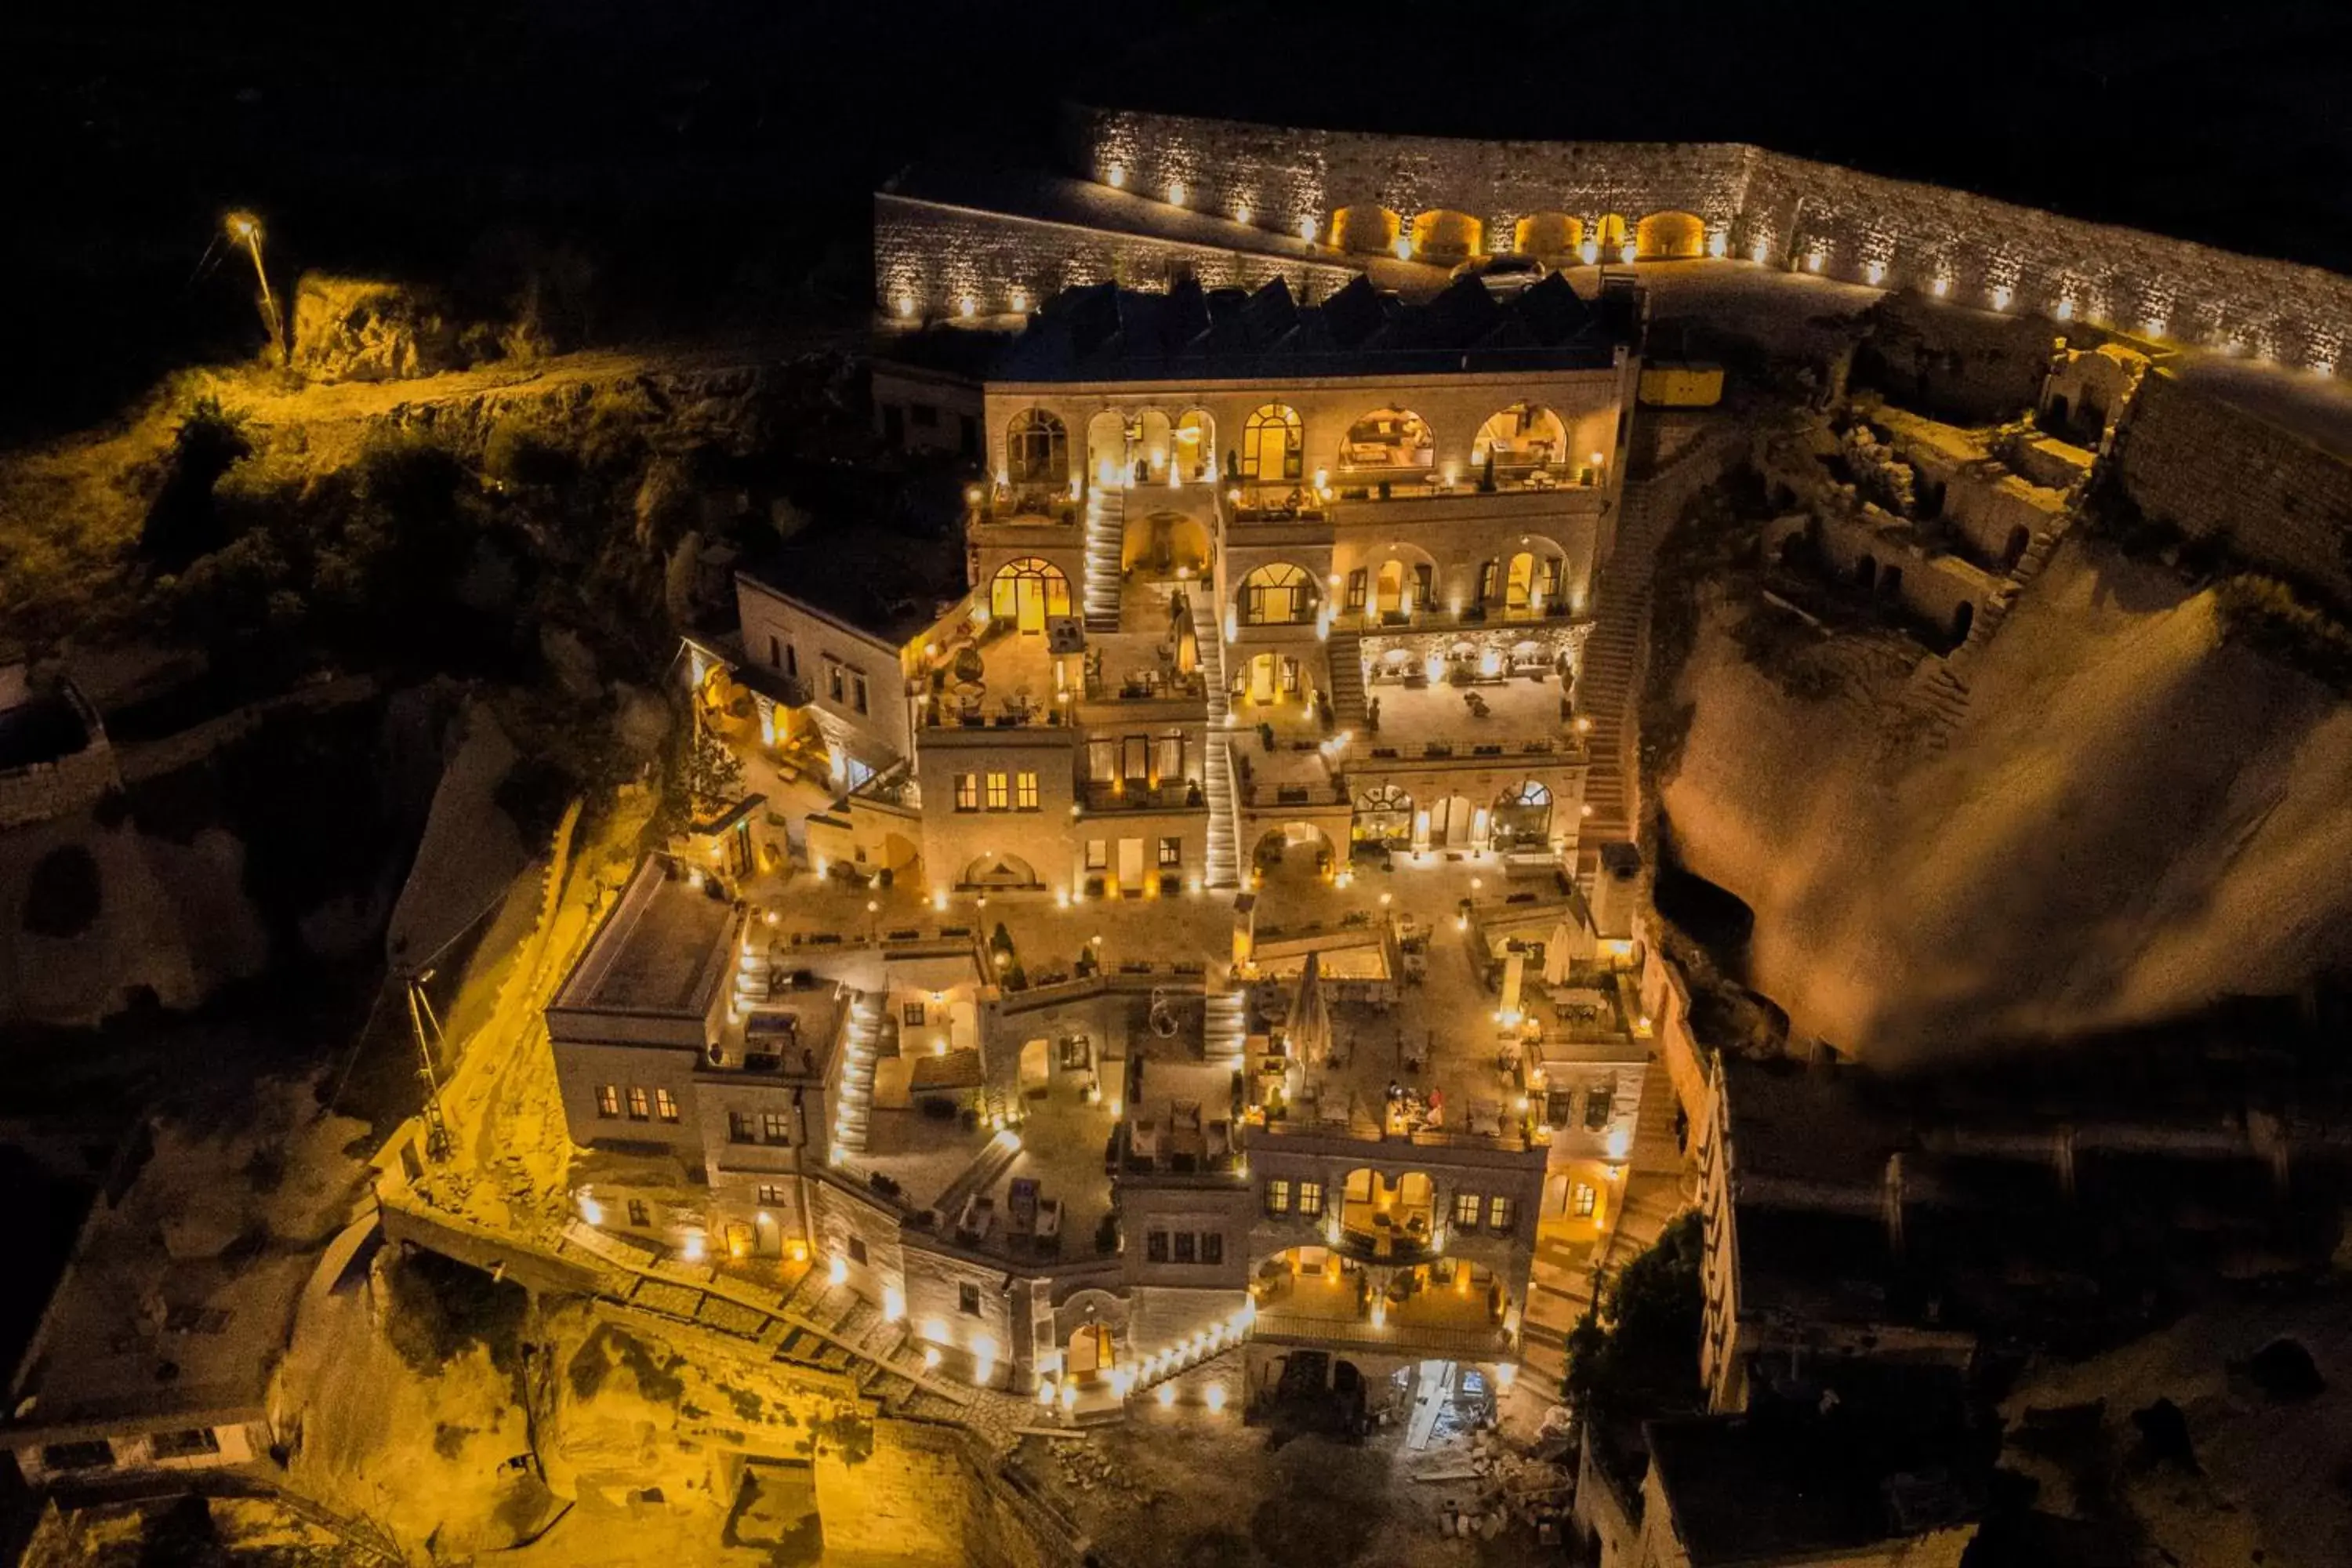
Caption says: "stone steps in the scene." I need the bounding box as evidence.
[830,993,883,1154]
[1324,633,1367,731]
[1204,733,1240,889]
[1083,487,1124,630]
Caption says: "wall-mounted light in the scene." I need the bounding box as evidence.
[1106,165,1127,190]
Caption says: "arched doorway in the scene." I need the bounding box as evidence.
[1491,782,1552,852]
[1241,405,1304,483]
[990,558,1072,633]
[1338,407,1435,474]
[1238,563,1318,626]
[1068,1323,1115,1377]
[963,851,1040,889]
[1124,512,1211,575]
[1087,410,1130,490]
[1006,408,1069,486]
[1854,556,1878,592]
[1428,793,1476,849]
[1473,404,1567,471]
[1595,214,1630,263]
[1356,784,1415,847]
[1332,205,1401,256]
[1410,210,1483,264]
[2002,525,2032,571]
[1242,651,1304,706]
[1950,601,1976,647]
[1174,409,1216,482]
[1137,409,1173,481]
[1250,823,1335,885]
[1635,211,1707,260]
[1514,212,1583,260]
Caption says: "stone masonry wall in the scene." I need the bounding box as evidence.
[2113,369,2352,606]
[814,1418,1086,1568]
[875,194,1358,324]
[1061,107,2352,376]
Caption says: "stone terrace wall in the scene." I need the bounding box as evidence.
[874,193,1359,323]
[1064,105,1755,247]
[1062,107,2352,376]
[2113,369,2352,606]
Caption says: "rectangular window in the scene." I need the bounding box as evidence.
[757,1183,788,1206]
[762,1111,792,1144]
[1488,1196,1516,1232]
[1016,771,1039,810]
[1416,562,1435,608]
[1059,1035,1091,1069]
[848,1236,869,1265]
[1478,560,1500,602]
[729,1111,757,1144]
[655,1088,680,1123]
[627,1086,651,1121]
[959,1281,982,1315]
[1156,733,1185,781]
[1454,1191,1483,1229]
[1543,557,1565,601]
[1121,736,1149,782]
[985,772,1009,811]
[1584,1086,1614,1132]
[1203,1232,1225,1265]
[1345,568,1367,611]
[1265,1178,1292,1215]
[1088,739,1116,782]
[1298,1181,1324,1218]
[902,1000,927,1026]
[1174,1231,1197,1264]
[151,1428,222,1460]
[828,666,845,702]
[596,1084,621,1119]
[1572,1182,1598,1218]
[1158,836,1182,868]
[1085,840,1109,871]
[1146,1229,1170,1264]
[853,675,869,714]
[627,1199,651,1227]
[784,644,798,678]
[768,635,782,668]
[954,774,979,811]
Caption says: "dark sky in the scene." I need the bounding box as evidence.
[6,0,2349,432]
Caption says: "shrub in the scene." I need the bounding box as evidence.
[23,844,102,938]
[2213,574,2352,692]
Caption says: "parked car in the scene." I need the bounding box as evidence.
[1450,255,1548,296]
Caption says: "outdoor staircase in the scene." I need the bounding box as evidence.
[1083,485,1126,631]
[1324,632,1367,731]
[931,1132,1023,1229]
[1202,630,1241,889]
[1202,986,1249,1063]
[829,992,883,1155]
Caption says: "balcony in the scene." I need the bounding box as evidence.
[1251,1258,1513,1359]
[1328,466,1602,514]
[967,483,1079,530]
[1337,601,1583,634]
[1080,778,1204,814]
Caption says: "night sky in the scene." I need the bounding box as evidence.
[8,0,2349,436]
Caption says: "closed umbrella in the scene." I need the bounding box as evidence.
[1171,588,1201,678]
[1542,918,1577,986]
[1288,949,1331,1069]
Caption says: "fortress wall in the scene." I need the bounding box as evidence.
[1062,108,2352,378]
[1065,105,1755,245]
[2113,370,2352,605]
[873,193,1357,322]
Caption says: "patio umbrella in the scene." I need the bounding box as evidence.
[1542,918,1577,986]
[1170,588,1200,678]
[1500,949,1526,1020]
[1288,950,1332,1069]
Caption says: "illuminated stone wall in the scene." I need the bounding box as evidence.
[1059,107,2352,376]
[814,1419,1087,1568]
[2113,369,2352,605]
[874,193,1357,325]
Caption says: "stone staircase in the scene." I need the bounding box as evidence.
[1202,631,1240,889]
[1083,485,1125,630]
[1519,1232,1599,1390]
[1324,632,1367,731]
[1202,985,1249,1063]
[830,992,883,1155]
[931,1131,1023,1227]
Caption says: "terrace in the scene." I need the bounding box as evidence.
[1250,1252,1514,1359]
[920,624,1076,731]
[1357,662,1578,751]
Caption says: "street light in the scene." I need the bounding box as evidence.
[224,210,285,364]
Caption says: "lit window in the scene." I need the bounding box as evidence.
[1265,1178,1292,1215]
[1488,1196,1516,1232]
[1155,733,1185,779]
[1454,1191,1482,1229]
[1571,1182,1597,1218]
[1146,1229,1170,1263]
[828,666,845,702]
[960,1282,982,1316]
[596,1084,620,1118]
[1016,771,1039,810]
[1085,840,1109,871]
[655,1088,679,1123]
[1158,836,1182,867]
[1584,1086,1615,1131]
[729,1111,756,1144]
[627,1087,651,1121]
[902,1000,926,1026]
[1298,1181,1324,1218]
[757,1183,787,1206]
[985,772,1010,811]
[762,1112,792,1143]
[954,775,979,811]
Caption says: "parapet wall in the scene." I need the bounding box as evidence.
[1061,106,2352,375]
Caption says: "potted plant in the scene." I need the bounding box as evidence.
[1258,720,1276,752]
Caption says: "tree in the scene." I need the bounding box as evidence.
[1563,1210,1704,1421]
[679,711,743,818]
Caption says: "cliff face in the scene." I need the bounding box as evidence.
[1661,537,2352,1063]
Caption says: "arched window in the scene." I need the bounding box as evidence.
[1491,781,1553,851]
[1006,409,1069,485]
[1514,212,1583,259]
[989,557,1072,630]
[1239,562,1316,626]
[1635,211,1707,260]
[1473,404,1567,470]
[1338,408,1435,472]
[1355,785,1415,847]
[1242,405,1304,481]
[1174,409,1215,481]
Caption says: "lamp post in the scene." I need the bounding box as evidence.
[225,211,285,363]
